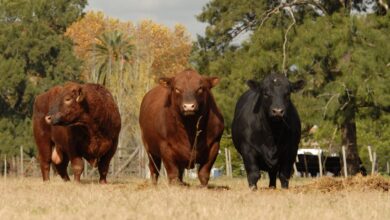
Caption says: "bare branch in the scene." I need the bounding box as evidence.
[378,0,389,11]
[282,6,296,76]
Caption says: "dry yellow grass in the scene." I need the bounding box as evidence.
[1,176,389,220]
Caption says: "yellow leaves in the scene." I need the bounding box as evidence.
[65,11,192,80]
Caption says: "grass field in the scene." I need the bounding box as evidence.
[1,175,389,220]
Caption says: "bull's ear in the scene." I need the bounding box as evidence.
[246,80,261,91]
[76,87,85,103]
[206,76,220,89]
[291,79,305,92]
[159,77,173,88]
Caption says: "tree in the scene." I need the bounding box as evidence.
[0,0,86,156]
[194,0,390,175]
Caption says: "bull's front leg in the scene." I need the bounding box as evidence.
[70,157,84,182]
[197,142,219,187]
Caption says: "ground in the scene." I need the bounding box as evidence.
[0,176,389,219]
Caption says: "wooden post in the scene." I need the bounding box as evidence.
[3,155,7,180]
[342,146,348,178]
[20,146,24,177]
[293,156,299,177]
[386,161,389,174]
[225,148,230,177]
[317,149,323,177]
[367,146,373,162]
[111,155,115,175]
[371,152,376,175]
[228,149,232,178]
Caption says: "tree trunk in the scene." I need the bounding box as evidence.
[341,119,361,175]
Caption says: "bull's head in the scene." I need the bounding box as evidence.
[247,74,305,119]
[45,83,86,126]
[159,69,219,116]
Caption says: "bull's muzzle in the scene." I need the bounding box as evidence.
[45,115,61,125]
[271,108,285,118]
[182,103,198,116]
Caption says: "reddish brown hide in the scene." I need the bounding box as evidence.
[32,82,121,183]
[139,69,224,186]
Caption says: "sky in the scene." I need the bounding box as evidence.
[85,0,210,39]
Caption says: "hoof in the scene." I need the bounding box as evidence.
[249,185,257,191]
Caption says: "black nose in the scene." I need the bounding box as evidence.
[272,108,284,117]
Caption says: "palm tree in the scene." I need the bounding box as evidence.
[90,30,133,85]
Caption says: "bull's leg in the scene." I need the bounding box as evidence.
[55,154,70,181]
[148,154,161,185]
[279,172,289,189]
[198,142,220,187]
[241,145,261,190]
[34,138,54,181]
[244,162,261,191]
[279,163,293,189]
[161,156,182,185]
[97,146,117,184]
[70,157,84,182]
[268,170,277,188]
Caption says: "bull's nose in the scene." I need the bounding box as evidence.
[272,108,285,117]
[45,116,52,124]
[183,103,196,111]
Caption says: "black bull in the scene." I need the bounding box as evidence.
[232,73,305,190]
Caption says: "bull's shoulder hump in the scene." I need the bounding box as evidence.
[235,90,259,112]
[142,85,170,105]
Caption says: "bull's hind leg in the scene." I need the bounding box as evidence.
[148,153,161,185]
[268,170,277,188]
[97,146,117,184]
[55,154,70,181]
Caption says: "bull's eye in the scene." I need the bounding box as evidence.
[175,88,181,94]
[263,93,270,98]
[197,88,203,94]
[64,97,72,105]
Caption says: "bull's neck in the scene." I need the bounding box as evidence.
[176,110,208,148]
[77,113,102,136]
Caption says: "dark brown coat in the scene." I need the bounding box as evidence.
[139,69,224,186]
[32,82,121,183]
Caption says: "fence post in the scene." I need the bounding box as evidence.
[228,149,232,178]
[225,148,232,177]
[387,161,389,175]
[371,151,376,175]
[293,156,299,177]
[317,149,323,177]
[20,146,24,177]
[367,146,373,162]
[342,146,348,178]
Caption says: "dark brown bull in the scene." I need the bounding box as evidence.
[32,82,121,183]
[139,69,224,186]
